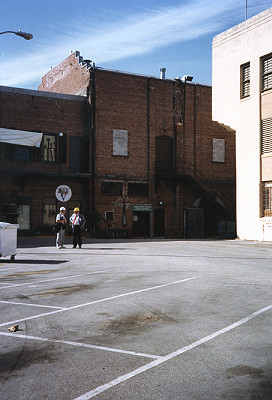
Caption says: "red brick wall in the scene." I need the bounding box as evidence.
[18,55,236,237]
[39,52,89,96]
[0,88,89,175]
[0,87,90,233]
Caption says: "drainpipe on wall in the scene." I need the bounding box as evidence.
[147,78,153,237]
[173,82,178,237]
[87,64,96,219]
[194,84,197,178]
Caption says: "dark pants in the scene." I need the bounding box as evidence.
[72,226,82,247]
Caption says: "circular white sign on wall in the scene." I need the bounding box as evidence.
[55,185,72,202]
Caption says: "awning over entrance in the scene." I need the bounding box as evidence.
[0,128,43,147]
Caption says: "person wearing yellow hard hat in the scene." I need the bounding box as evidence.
[70,207,86,248]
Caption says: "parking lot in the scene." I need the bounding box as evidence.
[0,238,272,399]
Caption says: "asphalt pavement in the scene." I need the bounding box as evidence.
[0,237,272,399]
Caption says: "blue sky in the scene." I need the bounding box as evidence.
[1,0,272,90]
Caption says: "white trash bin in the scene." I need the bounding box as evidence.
[0,222,19,261]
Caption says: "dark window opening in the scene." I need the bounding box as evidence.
[0,142,16,160]
[101,181,122,196]
[17,146,30,161]
[105,211,113,221]
[16,145,41,161]
[128,182,149,197]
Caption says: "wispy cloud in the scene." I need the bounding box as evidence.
[0,0,239,88]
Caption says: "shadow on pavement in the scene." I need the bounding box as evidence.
[0,259,67,264]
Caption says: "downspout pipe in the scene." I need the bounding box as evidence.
[87,64,96,217]
[194,84,197,178]
[173,82,177,237]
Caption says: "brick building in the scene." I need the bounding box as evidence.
[39,51,236,238]
[0,52,236,238]
[0,86,91,234]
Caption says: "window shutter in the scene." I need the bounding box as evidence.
[263,55,272,90]
[261,117,272,154]
[241,63,250,98]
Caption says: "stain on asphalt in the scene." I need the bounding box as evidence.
[33,284,96,297]
[1,270,59,279]
[223,367,272,399]
[106,312,163,335]
[0,345,58,380]
[96,313,114,317]
[226,365,264,378]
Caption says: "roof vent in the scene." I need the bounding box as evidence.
[160,68,166,80]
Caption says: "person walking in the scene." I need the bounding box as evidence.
[56,206,67,249]
[70,207,86,248]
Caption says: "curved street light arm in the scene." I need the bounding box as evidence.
[0,30,33,40]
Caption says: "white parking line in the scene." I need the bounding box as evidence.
[74,303,272,399]
[0,331,160,359]
[0,300,66,310]
[0,277,196,328]
[0,270,109,290]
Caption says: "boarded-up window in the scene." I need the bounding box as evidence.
[69,136,83,172]
[213,138,225,163]
[113,129,128,156]
[155,136,173,173]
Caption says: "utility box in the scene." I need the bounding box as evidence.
[218,221,236,239]
[0,222,19,260]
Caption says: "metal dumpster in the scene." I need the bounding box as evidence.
[0,222,19,260]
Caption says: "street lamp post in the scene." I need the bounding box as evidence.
[0,30,33,40]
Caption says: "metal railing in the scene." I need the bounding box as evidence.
[155,161,235,217]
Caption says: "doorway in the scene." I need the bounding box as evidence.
[132,211,150,237]
[154,208,165,237]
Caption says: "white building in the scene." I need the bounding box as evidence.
[212,8,272,241]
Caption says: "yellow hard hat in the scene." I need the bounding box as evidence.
[74,207,80,212]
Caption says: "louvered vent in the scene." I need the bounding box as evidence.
[263,55,272,90]
[241,64,250,97]
[261,117,272,154]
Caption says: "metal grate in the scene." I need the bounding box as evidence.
[260,182,272,217]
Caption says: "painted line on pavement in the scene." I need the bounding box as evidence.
[0,270,109,290]
[0,331,160,359]
[0,277,196,328]
[0,300,66,310]
[74,303,272,399]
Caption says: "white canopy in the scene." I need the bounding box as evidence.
[0,128,43,147]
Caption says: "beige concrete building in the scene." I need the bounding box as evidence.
[212,8,272,241]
